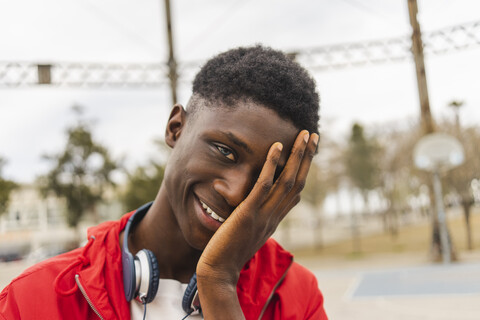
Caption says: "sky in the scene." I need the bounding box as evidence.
[1,0,480,183]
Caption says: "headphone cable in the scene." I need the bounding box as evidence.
[142,299,147,320]
[180,310,194,320]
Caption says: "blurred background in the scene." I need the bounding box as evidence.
[1,0,480,319]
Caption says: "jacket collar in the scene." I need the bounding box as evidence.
[237,239,293,319]
[55,209,292,319]
[54,211,135,319]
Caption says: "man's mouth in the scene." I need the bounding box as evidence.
[199,200,226,223]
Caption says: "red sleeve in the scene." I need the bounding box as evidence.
[261,262,328,319]
[0,284,21,320]
[304,271,328,320]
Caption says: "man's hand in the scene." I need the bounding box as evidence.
[196,130,319,319]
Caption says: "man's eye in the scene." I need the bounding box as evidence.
[216,145,235,161]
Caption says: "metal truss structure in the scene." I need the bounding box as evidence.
[0,20,479,88]
[0,62,169,88]
[294,20,480,71]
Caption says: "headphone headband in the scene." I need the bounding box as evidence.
[122,202,155,302]
[121,202,200,314]
[123,202,152,248]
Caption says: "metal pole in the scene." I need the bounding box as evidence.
[432,169,451,264]
[407,0,434,134]
[408,0,448,262]
[164,0,178,105]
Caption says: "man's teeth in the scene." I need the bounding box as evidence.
[200,201,225,223]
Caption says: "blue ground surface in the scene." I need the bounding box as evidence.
[352,262,480,297]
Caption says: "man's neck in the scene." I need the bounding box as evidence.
[124,186,201,283]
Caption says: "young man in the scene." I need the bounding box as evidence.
[0,46,327,319]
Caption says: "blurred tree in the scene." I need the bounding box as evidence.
[303,161,327,207]
[444,123,480,250]
[344,123,382,213]
[121,139,169,211]
[122,162,165,210]
[319,133,345,216]
[302,160,328,249]
[343,123,382,253]
[0,157,18,215]
[300,129,346,249]
[38,106,119,236]
[376,122,423,237]
[376,121,458,260]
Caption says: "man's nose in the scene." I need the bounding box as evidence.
[212,171,255,208]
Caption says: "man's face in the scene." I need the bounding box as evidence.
[163,100,299,250]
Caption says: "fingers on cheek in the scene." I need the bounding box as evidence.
[295,178,306,194]
[249,143,282,203]
[289,194,301,210]
[261,220,278,239]
[311,133,319,151]
[293,194,301,208]
[291,142,306,162]
[306,144,316,160]
[302,132,317,161]
[283,178,296,194]
[266,141,283,155]
[281,195,301,220]
[260,143,282,184]
[294,136,317,184]
[267,152,281,170]
[302,137,317,166]
[258,179,274,194]
[279,132,308,185]
[269,143,283,164]
[278,168,306,196]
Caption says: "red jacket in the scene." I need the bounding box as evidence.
[0,211,327,319]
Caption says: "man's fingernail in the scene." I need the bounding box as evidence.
[276,143,283,151]
[303,131,309,143]
[312,133,319,146]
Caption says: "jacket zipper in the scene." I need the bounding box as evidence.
[75,274,105,320]
[257,263,292,320]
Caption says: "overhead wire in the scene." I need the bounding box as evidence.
[1,19,479,86]
[74,0,162,59]
[337,0,391,21]
[180,0,255,56]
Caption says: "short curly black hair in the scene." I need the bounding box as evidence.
[190,45,320,134]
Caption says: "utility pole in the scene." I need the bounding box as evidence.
[164,0,178,105]
[408,0,434,134]
[408,0,455,262]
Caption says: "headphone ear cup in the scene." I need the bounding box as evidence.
[142,249,159,303]
[182,273,199,314]
[122,248,136,301]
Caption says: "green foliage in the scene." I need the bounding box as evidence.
[303,161,328,207]
[344,123,382,196]
[122,162,165,210]
[379,125,424,202]
[444,124,480,201]
[38,107,119,228]
[443,122,480,249]
[121,139,169,211]
[0,157,18,215]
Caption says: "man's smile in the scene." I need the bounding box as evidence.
[193,195,229,232]
[199,200,226,223]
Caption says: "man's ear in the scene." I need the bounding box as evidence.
[165,104,187,148]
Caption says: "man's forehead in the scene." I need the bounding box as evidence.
[185,96,301,145]
[190,104,288,133]
[189,97,279,122]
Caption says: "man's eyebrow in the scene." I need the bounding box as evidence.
[222,132,253,154]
